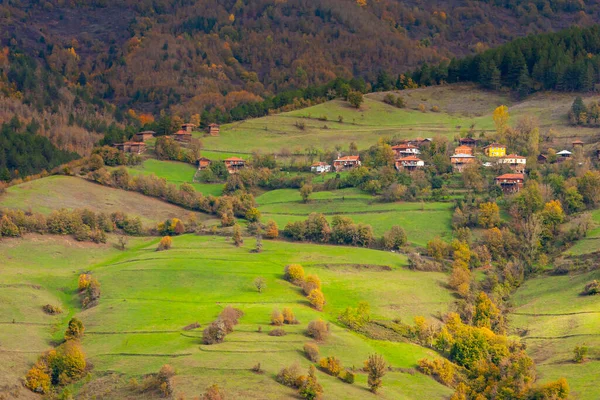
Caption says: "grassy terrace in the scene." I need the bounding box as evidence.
[510,271,600,399]
[256,189,453,246]
[0,234,453,399]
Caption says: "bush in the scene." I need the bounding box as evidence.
[0,215,20,237]
[265,220,279,239]
[233,224,243,247]
[302,274,321,295]
[417,358,455,386]
[271,309,284,326]
[42,304,62,315]
[78,273,91,291]
[25,363,51,393]
[157,236,172,251]
[269,328,287,336]
[307,289,325,311]
[284,264,305,284]
[583,280,600,295]
[573,346,588,363]
[340,370,355,384]
[365,353,387,393]
[245,207,261,222]
[203,320,227,344]
[319,356,343,376]
[276,363,302,388]
[307,320,329,341]
[220,306,243,333]
[304,342,320,362]
[298,365,323,400]
[282,307,298,324]
[202,383,225,400]
[383,225,407,250]
[47,340,87,385]
[64,317,85,340]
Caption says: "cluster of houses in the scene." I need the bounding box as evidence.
[113,123,222,155]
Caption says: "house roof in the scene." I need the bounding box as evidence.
[198,157,211,162]
[224,157,245,162]
[538,154,547,159]
[392,144,417,150]
[174,129,191,135]
[335,155,360,161]
[312,162,329,167]
[451,154,476,159]
[460,137,478,143]
[485,143,506,148]
[496,173,524,180]
[557,150,572,155]
[139,130,156,134]
[208,123,220,127]
[120,141,146,145]
[181,123,196,127]
[572,140,584,144]
[502,154,526,159]
[397,156,423,162]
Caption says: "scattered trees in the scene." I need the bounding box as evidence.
[300,184,313,203]
[307,319,330,341]
[254,277,266,293]
[64,317,85,340]
[365,353,387,393]
[347,90,364,108]
[203,306,243,344]
[304,342,320,362]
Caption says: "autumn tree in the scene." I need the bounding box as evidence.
[265,220,279,239]
[300,184,313,203]
[383,225,407,250]
[254,277,266,293]
[347,90,364,108]
[157,236,172,251]
[478,202,501,228]
[233,224,243,247]
[365,353,387,393]
[307,289,325,311]
[493,105,510,139]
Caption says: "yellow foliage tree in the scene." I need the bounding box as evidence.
[493,105,510,139]
[307,289,325,311]
[478,202,501,228]
[356,0,367,6]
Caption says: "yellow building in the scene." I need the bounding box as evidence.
[484,143,507,157]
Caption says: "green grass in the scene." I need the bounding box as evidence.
[510,271,600,399]
[127,159,224,196]
[256,189,453,246]
[0,175,212,225]
[0,234,454,399]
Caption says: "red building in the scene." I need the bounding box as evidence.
[333,155,361,172]
[207,123,220,136]
[114,142,147,154]
[495,173,525,194]
[224,157,246,174]
[197,157,212,171]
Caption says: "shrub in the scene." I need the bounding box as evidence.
[302,274,321,295]
[47,340,87,385]
[251,362,263,374]
[233,224,243,247]
[0,215,20,237]
[417,358,455,386]
[298,365,323,399]
[42,304,63,315]
[271,309,284,326]
[383,226,407,250]
[203,320,227,344]
[307,320,329,341]
[64,317,85,340]
[202,384,225,400]
[276,363,302,388]
[304,342,320,362]
[269,328,287,336]
[307,289,325,311]
[81,276,101,309]
[284,264,305,283]
[338,301,370,329]
[573,346,588,363]
[78,273,91,291]
[265,220,279,239]
[157,236,172,251]
[282,307,298,324]
[245,207,261,222]
[583,280,600,295]
[340,370,355,384]
[25,363,51,393]
[319,356,343,376]
[219,306,243,333]
[365,353,387,393]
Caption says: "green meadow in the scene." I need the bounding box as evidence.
[510,271,600,399]
[0,234,454,399]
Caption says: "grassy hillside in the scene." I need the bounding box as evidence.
[256,189,453,246]
[0,234,454,399]
[197,85,600,156]
[510,271,600,399]
[0,175,213,225]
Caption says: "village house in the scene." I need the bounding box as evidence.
[572,139,584,148]
[459,137,478,149]
[454,145,474,156]
[450,154,477,172]
[391,144,420,158]
[333,155,361,172]
[556,150,572,162]
[311,162,331,174]
[395,155,425,171]
[174,123,195,143]
[197,157,212,171]
[407,138,432,147]
[224,157,246,174]
[495,173,525,194]
[484,143,507,157]
[497,154,527,173]
[114,141,147,154]
[207,123,220,136]
[537,154,548,164]
[133,131,155,142]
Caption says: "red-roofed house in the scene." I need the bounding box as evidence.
[454,145,474,156]
[497,154,527,173]
[450,154,477,172]
[395,156,425,171]
[181,123,196,133]
[197,157,212,171]
[459,137,478,149]
[495,173,525,193]
[334,155,361,172]
[224,157,246,174]
[392,144,420,158]
[572,139,584,148]
[207,123,220,136]
[114,141,147,154]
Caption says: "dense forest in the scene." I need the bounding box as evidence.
[409,25,600,97]
[0,117,79,181]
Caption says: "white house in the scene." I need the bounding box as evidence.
[392,144,420,158]
[395,156,425,171]
[311,162,331,173]
[497,154,527,173]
